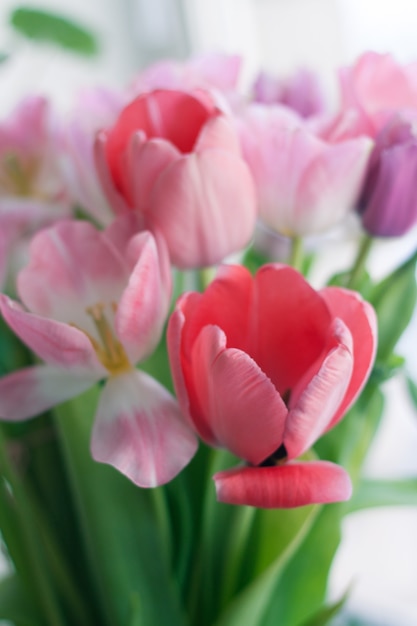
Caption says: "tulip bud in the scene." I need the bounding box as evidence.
[358,112,417,236]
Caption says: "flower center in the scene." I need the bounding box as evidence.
[84,303,131,376]
[258,443,288,467]
[0,153,38,197]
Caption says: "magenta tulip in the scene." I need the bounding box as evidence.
[168,264,377,508]
[95,89,256,268]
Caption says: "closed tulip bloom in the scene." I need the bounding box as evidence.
[95,89,256,268]
[238,105,372,237]
[358,113,417,236]
[253,68,325,118]
[0,219,197,487]
[168,264,377,508]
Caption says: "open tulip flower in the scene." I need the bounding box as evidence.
[0,219,197,487]
[168,264,377,508]
[95,88,256,268]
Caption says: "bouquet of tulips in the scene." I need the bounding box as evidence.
[0,49,416,626]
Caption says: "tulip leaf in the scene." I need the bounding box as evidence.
[0,574,41,626]
[300,587,350,626]
[348,477,417,512]
[54,387,185,626]
[213,503,318,626]
[242,245,270,275]
[406,375,417,411]
[10,7,99,56]
[370,249,417,362]
[369,353,405,385]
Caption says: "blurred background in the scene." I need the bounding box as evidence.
[0,1,417,624]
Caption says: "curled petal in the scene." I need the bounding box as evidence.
[0,365,99,421]
[320,287,377,430]
[284,318,353,460]
[116,232,171,363]
[191,325,288,464]
[91,369,197,487]
[214,461,352,508]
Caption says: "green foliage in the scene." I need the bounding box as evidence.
[406,375,417,411]
[0,575,41,626]
[348,477,417,512]
[10,7,99,56]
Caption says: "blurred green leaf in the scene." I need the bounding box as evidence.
[213,503,318,626]
[242,245,270,275]
[0,574,41,626]
[406,375,417,411]
[0,51,9,63]
[370,249,417,362]
[369,353,405,385]
[348,477,417,512]
[10,7,99,56]
[301,587,350,626]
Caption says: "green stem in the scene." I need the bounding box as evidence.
[197,267,215,292]
[0,427,66,626]
[288,236,304,272]
[346,234,373,290]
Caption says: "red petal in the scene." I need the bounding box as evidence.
[320,287,377,429]
[214,461,352,508]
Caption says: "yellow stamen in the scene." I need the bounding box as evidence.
[84,303,131,376]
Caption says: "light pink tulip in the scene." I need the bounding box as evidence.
[0,96,70,289]
[0,219,197,487]
[95,89,257,268]
[238,104,372,236]
[61,87,125,226]
[338,51,417,136]
[168,264,377,508]
[253,68,325,118]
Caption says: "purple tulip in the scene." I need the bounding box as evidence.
[358,112,417,236]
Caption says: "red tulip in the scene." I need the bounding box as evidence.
[168,264,377,508]
[95,89,256,268]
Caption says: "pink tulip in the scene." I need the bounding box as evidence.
[0,219,197,487]
[168,264,377,508]
[61,87,125,226]
[238,105,372,236]
[253,68,325,118]
[339,51,417,136]
[95,89,257,268]
[0,96,70,289]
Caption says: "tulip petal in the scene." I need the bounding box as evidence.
[283,318,353,460]
[214,460,352,508]
[91,369,198,487]
[253,264,332,395]
[94,132,129,214]
[191,325,288,465]
[320,287,377,429]
[194,115,241,154]
[0,365,99,421]
[115,232,171,363]
[0,295,106,373]
[149,150,256,268]
[17,220,128,327]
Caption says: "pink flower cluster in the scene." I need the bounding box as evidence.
[8,48,417,507]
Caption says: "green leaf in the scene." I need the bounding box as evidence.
[370,249,417,362]
[242,245,271,275]
[54,387,185,626]
[213,503,319,626]
[0,51,9,64]
[348,477,417,512]
[10,7,99,56]
[406,376,417,411]
[0,574,41,626]
[301,587,350,626]
[369,353,405,385]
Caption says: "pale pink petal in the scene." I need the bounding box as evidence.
[283,319,354,460]
[104,211,147,271]
[320,287,377,429]
[94,132,130,215]
[17,220,128,326]
[194,115,241,154]
[149,151,256,268]
[0,295,106,373]
[91,369,197,487]
[167,308,195,428]
[191,325,288,464]
[115,232,171,364]
[214,461,352,508]
[0,365,99,421]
